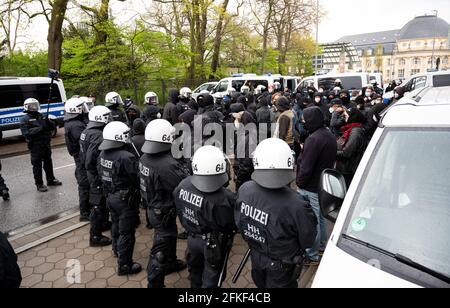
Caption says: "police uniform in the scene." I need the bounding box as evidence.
[64,115,90,219]
[174,177,235,288]
[109,106,127,123]
[140,152,189,288]
[235,180,317,288]
[0,232,22,288]
[20,111,58,187]
[79,125,110,244]
[99,145,140,272]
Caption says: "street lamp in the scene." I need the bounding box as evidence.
[430,10,438,70]
[314,0,319,75]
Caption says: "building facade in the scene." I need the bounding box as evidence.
[329,14,450,83]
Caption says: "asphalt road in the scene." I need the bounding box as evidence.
[0,146,79,234]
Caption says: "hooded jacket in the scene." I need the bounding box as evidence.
[163,89,180,124]
[296,107,337,193]
[336,109,367,178]
[131,118,146,157]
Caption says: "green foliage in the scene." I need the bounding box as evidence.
[0,51,47,76]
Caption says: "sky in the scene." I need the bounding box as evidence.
[18,0,450,50]
[318,0,450,42]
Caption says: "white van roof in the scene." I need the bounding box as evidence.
[0,77,58,85]
[382,86,450,127]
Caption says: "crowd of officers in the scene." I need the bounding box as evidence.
[0,77,405,289]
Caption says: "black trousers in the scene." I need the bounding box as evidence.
[73,156,90,216]
[250,250,298,289]
[0,173,8,192]
[28,142,55,186]
[108,193,138,268]
[186,235,226,288]
[146,207,178,288]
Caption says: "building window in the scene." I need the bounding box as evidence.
[424,42,428,48]
[411,69,420,76]
[399,58,406,66]
[398,69,405,78]
[357,49,363,57]
[413,58,421,65]
[388,59,391,66]
[415,41,421,47]
[367,48,373,56]
[444,57,449,65]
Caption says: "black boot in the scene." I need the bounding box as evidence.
[90,235,112,247]
[47,179,62,186]
[79,214,90,222]
[118,262,142,276]
[165,259,187,275]
[1,190,10,201]
[37,185,48,192]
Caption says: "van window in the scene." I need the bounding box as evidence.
[433,74,450,87]
[0,83,63,109]
[287,79,295,91]
[344,128,450,283]
[216,81,229,93]
[232,80,268,93]
[319,76,363,91]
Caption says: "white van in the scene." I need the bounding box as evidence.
[0,77,67,142]
[313,86,450,288]
[296,72,370,94]
[369,73,384,88]
[211,74,282,100]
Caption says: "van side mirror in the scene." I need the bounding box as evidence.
[319,169,347,223]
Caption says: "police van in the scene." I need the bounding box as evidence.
[211,74,282,100]
[296,72,370,94]
[314,86,450,288]
[0,77,67,142]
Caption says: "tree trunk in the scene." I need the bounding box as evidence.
[47,0,69,71]
[210,0,229,78]
[94,0,110,45]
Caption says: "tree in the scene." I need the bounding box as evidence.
[375,44,383,73]
[47,0,69,70]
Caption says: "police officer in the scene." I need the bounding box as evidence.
[64,98,90,221]
[79,106,113,247]
[235,138,317,288]
[140,119,188,288]
[174,146,236,288]
[0,160,10,201]
[142,92,162,125]
[98,121,142,276]
[20,98,62,192]
[105,92,127,123]
[0,232,21,288]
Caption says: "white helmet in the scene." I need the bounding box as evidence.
[99,121,131,151]
[87,105,112,128]
[227,88,236,96]
[191,146,230,193]
[254,85,266,95]
[273,82,281,90]
[241,85,250,94]
[24,98,40,112]
[335,79,342,84]
[251,138,295,189]
[105,91,123,107]
[180,87,192,99]
[144,92,159,105]
[142,119,175,154]
[64,97,84,120]
[80,96,94,112]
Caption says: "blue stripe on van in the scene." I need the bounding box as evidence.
[0,102,65,116]
[0,110,65,126]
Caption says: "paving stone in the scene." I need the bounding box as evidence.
[43,269,65,282]
[85,260,104,272]
[34,263,55,275]
[21,274,43,288]
[46,252,65,263]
